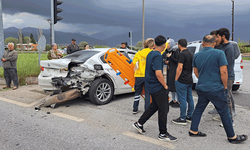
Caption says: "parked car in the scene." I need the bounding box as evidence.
[38,48,137,105]
[186,41,243,91]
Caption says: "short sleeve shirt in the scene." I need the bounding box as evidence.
[193,47,228,92]
[145,51,164,93]
[178,49,193,84]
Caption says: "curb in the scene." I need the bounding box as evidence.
[0,77,38,85]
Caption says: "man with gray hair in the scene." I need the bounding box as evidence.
[189,35,247,144]
[1,42,19,90]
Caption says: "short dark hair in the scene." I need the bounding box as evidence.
[121,42,126,45]
[178,39,187,47]
[84,44,89,48]
[154,35,166,46]
[210,30,217,35]
[217,28,230,40]
[203,35,215,43]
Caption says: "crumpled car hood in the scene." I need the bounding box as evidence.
[40,59,72,69]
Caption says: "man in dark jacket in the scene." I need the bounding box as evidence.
[1,42,19,90]
[67,38,80,54]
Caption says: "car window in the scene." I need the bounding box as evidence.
[63,50,99,62]
[187,46,196,55]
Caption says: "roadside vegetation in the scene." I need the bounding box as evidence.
[238,39,250,53]
[0,53,47,85]
[242,57,250,60]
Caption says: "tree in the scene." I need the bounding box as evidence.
[79,41,88,49]
[4,37,18,49]
[45,45,52,51]
[23,36,31,44]
[30,33,36,44]
[136,41,143,48]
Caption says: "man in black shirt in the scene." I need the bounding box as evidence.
[172,39,194,125]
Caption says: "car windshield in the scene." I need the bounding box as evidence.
[63,50,99,62]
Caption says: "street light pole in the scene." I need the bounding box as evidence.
[47,19,52,48]
[142,0,145,49]
[231,0,234,41]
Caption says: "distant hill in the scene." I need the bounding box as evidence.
[3,27,108,46]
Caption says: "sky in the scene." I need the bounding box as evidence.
[2,0,250,42]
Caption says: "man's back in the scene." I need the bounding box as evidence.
[193,47,228,92]
[178,49,193,84]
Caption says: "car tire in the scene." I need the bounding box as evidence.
[232,85,240,91]
[89,78,114,105]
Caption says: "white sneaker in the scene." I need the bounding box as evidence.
[213,115,221,121]
[220,123,235,127]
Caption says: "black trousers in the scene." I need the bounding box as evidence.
[4,68,19,87]
[138,88,169,134]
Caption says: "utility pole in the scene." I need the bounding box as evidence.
[0,0,3,67]
[51,0,55,44]
[231,0,235,41]
[47,19,52,48]
[142,0,145,49]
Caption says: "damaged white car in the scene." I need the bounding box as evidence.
[38,48,136,105]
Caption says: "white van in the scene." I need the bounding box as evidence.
[187,41,243,91]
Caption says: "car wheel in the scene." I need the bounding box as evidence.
[232,85,240,91]
[89,78,114,105]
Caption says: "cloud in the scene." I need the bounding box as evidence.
[11,19,24,24]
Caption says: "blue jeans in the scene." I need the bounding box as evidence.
[175,81,194,119]
[191,89,235,138]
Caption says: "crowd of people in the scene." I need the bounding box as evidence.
[1,27,248,144]
[132,28,248,144]
[47,38,90,60]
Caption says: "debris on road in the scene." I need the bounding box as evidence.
[34,89,81,110]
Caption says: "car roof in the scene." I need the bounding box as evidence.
[90,48,137,53]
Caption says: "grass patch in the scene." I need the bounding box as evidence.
[242,57,250,60]
[0,53,48,85]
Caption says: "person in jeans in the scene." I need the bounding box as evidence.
[132,38,154,114]
[189,34,247,144]
[172,39,194,125]
[133,35,177,142]
[1,42,19,90]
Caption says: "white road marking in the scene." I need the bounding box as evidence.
[123,132,176,149]
[52,112,85,122]
[0,97,32,107]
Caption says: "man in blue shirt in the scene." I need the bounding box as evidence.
[133,35,177,142]
[189,35,247,144]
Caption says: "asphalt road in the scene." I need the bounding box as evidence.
[0,61,249,150]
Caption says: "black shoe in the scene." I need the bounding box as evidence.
[172,117,187,125]
[189,131,206,137]
[133,110,138,114]
[169,100,175,106]
[228,135,248,144]
[171,102,180,108]
[133,122,146,134]
[186,116,192,123]
[158,133,177,142]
